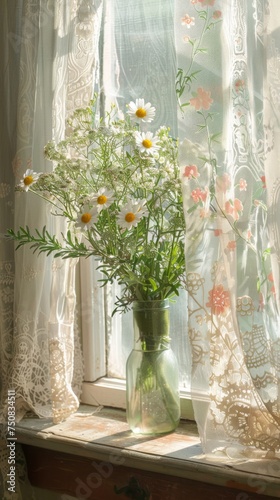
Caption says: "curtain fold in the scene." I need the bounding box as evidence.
[6,0,103,424]
[178,0,280,458]
[1,2,103,497]
[11,0,103,423]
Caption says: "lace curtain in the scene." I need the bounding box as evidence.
[0,1,102,497]
[177,0,280,458]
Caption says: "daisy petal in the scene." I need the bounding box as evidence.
[75,205,98,230]
[127,99,156,123]
[135,131,160,155]
[18,169,41,191]
[117,200,148,230]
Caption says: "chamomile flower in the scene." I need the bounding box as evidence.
[135,131,160,155]
[91,187,115,212]
[134,198,149,216]
[19,169,41,191]
[75,205,98,230]
[117,200,148,230]
[127,99,155,123]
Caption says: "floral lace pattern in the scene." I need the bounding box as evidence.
[178,0,280,456]
[1,3,102,497]
[7,0,101,425]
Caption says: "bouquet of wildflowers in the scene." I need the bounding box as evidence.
[8,97,186,313]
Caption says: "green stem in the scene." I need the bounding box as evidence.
[213,196,257,254]
[201,112,257,254]
[29,189,75,221]
[177,7,210,108]
[141,350,179,430]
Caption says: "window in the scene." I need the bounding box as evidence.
[79,0,193,419]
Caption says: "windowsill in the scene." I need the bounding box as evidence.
[81,378,195,420]
[16,405,280,498]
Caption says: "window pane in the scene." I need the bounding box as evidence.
[102,0,178,135]
[93,0,191,392]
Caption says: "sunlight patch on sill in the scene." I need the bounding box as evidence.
[15,405,280,498]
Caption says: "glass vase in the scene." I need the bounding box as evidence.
[126,299,180,434]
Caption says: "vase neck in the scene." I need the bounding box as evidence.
[132,300,170,351]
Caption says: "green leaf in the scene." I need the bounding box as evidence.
[198,10,207,21]
[210,132,221,143]
[195,48,208,54]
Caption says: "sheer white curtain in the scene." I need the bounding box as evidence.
[98,0,191,389]
[177,0,280,458]
[10,0,102,423]
[1,1,102,497]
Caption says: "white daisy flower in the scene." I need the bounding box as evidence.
[135,131,160,155]
[91,187,115,212]
[117,200,148,230]
[75,205,98,230]
[127,99,155,123]
[18,169,41,191]
[134,199,149,216]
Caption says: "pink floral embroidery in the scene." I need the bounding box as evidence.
[190,88,213,111]
[183,164,200,179]
[198,0,216,5]
[268,274,276,295]
[206,284,230,316]
[181,14,195,28]
[258,292,265,311]
[226,240,236,251]
[216,173,231,192]
[224,198,243,221]
[234,79,245,92]
[261,175,266,188]
[199,208,209,218]
[213,10,222,19]
[239,178,247,191]
[247,229,252,239]
[191,187,208,203]
[214,229,223,237]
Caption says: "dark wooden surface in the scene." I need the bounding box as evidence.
[22,444,277,500]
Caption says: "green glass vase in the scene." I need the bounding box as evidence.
[126,299,180,434]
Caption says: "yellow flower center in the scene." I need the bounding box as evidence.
[23,175,34,186]
[125,212,136,223]
[142,139,152,149]
[97,194,108,205]
[81,212,92,224]
[136,107,147,118]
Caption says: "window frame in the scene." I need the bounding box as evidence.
[78,0,195,422]
[81,379,195,421]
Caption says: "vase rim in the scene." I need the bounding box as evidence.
[132,299,170,310]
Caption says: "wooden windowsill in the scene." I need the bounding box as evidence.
[16,405,280,499]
